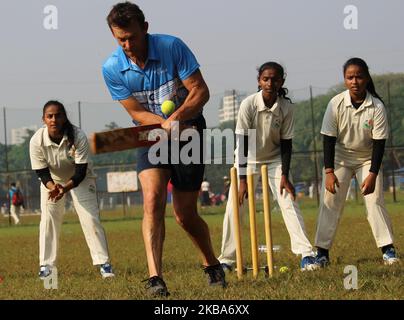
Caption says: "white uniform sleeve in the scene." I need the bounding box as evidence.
[372,102,389,140]
[235,98,252,136]
[29,133,48,170]
[280,104,294,139]
[320,101,338,137]
[74,129,90,164]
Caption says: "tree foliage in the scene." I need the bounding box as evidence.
[1,73,404,194]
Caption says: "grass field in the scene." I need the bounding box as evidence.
[0,197,403,300]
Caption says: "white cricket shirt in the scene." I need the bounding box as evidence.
[30,126,93,182]
[235,92,294,165]
[321,90,389,167]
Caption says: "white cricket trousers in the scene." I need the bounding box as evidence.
[39,177,110,267]
[315,163,394,249]
[218,162,314,266]
[10,204,21,224]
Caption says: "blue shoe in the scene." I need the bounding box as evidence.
[383,248,399,265]
[314,252,330,268]
[38,265,52,279]
[300,256,320,271]
[100,263,115,279]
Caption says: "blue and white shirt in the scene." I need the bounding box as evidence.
[102,34,201,123]
[8,187,17,202]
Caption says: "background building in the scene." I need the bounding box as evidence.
[218,90,248,124]
[11,125,38,145]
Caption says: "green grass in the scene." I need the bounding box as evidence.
[0,198,403,300]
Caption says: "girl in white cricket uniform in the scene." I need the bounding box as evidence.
[29,100,115,279]
[314,58,399,266]
[218,62,318,271]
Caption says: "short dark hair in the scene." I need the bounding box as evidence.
[11,182,16,187]
[107,2,145,29]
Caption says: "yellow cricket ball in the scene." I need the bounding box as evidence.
[161,100,175,115]
[279,266,289,273]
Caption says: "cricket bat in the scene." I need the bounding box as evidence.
[90,124,163,154]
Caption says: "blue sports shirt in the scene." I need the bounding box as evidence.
[102,34,201,122]
[8,187,17,200]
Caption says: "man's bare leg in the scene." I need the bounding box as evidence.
[138,168,171,277]
[172,188,219,266]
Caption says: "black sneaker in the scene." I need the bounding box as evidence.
[204,264,227,288]
[315,248,330,268]
[143,276,170,297]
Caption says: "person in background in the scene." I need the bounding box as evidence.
[7,182,24,225]
[314,57,399,267]
[30,100,115,280]
[223,176,230,200]
[218,62,319,272]
[200,178,211,208]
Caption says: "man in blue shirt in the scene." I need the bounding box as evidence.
[7,182,22,225]
[103,2,226,297]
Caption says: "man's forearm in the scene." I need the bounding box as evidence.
[120,98,165,126]
[168,86,209,122]
[128,108,165,126]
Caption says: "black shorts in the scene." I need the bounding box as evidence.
[136,115,206,192]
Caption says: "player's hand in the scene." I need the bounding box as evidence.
[280,175,296,201]
[161,119,173,137]
[238,179,248,206]
[325,172,339,194]
[161,120,197,140]
[54,184,66,201]
[48,184,65,202]
[361,172,377,195]
[161,120,184,141]
[48,185,60,201]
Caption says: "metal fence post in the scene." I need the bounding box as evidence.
[387,82,397,202]
[310,86,320,207]
[3,107,11,226]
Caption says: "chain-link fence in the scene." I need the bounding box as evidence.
[1,80,403,226]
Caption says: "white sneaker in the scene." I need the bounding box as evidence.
[38,265,52,279]
[383,248,400,265]
[300,256,320,271]
[100,263,115,279]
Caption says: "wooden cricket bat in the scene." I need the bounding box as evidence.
[90,124,163,154]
